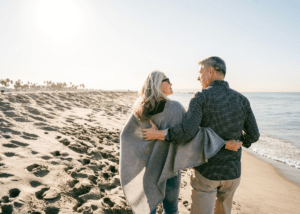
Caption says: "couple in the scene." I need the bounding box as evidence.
[120,56,260,214]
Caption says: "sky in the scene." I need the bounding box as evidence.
[0,0,299,92]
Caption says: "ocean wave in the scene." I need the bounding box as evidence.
[250,134,300,169]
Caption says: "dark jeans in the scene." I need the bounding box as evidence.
[151,171,181,214]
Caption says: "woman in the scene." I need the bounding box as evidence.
[120,71,229,214]
[133,71,179,214]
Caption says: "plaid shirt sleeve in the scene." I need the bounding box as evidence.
[167,92,204,143]
[241,101,260,148]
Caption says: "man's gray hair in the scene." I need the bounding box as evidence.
[198,56,226,76]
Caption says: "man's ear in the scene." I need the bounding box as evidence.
[210,67,217,79]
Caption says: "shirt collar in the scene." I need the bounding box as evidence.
[208,80,229,88]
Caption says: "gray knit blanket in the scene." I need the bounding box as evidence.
[120,100,225,214]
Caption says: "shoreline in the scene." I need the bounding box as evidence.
[246,133,300,186]
[244,148,300,186]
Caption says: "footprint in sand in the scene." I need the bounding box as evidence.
[0,127,22,135]
[61,152,69,157]
[14,117,32,122]
[25,106,41,116]
[26,164,49,177]
[108,165,118,173]
[183,200,191,211]
[33,122,58,132]
[21,132,39,140]
[0,101,14,111]
[4,152,15,157]
[1,204,13,214]
[30,181,42,188]
[44,207,60,214]
[9,188,21,198]
[0,189,21,213]
[23,132,39,138]
[2,135,11,139]
[2,143,19,148]
[68,143,87,154]
[183,201,189,207]
[35,187,61,202]
[58,138,71,146]
[66,118,75,123]
[72,179,93,196]
[103,197,115,207]
[2,196,10,203]
[28,115,47,122]
[181,181,188,188]
[81,158,90,165]
[0,172,14,178]
[3,111,20,118]
[45,107,54,112]
[41,155,52,160]
[10,140,29,147]
[26,163,40,171]
[51,151,61,157]
[35,188,50,200]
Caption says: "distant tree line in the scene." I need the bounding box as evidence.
[0,78,85,91]
[0,78,13,87]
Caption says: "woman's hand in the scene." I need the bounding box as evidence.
[225,140,242,151]
[143,120,164,141]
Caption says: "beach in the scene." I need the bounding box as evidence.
[1,91,300,214]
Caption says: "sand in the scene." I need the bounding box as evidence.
[232,150,300,214]
[0,91,299,214]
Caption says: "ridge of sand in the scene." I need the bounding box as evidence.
[1,91,299,214]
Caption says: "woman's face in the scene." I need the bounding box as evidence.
[161,78,173,96]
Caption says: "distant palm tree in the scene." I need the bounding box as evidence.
[14,79,22,90]
[5,78,10,87]
[0,79,6,87]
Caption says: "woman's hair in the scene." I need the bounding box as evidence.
[133,71,168,121]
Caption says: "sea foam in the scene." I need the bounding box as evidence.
[250,134,300,169]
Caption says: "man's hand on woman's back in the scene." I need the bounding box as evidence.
[143,120,165,141]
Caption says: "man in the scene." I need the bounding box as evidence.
[143,56,260,214]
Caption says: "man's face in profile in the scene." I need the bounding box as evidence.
[198,65,211,89]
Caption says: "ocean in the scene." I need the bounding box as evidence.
[169,92,300,169]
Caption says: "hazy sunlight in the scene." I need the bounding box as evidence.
[34,0,84,41]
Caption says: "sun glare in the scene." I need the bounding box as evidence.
[35,0,84,41]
